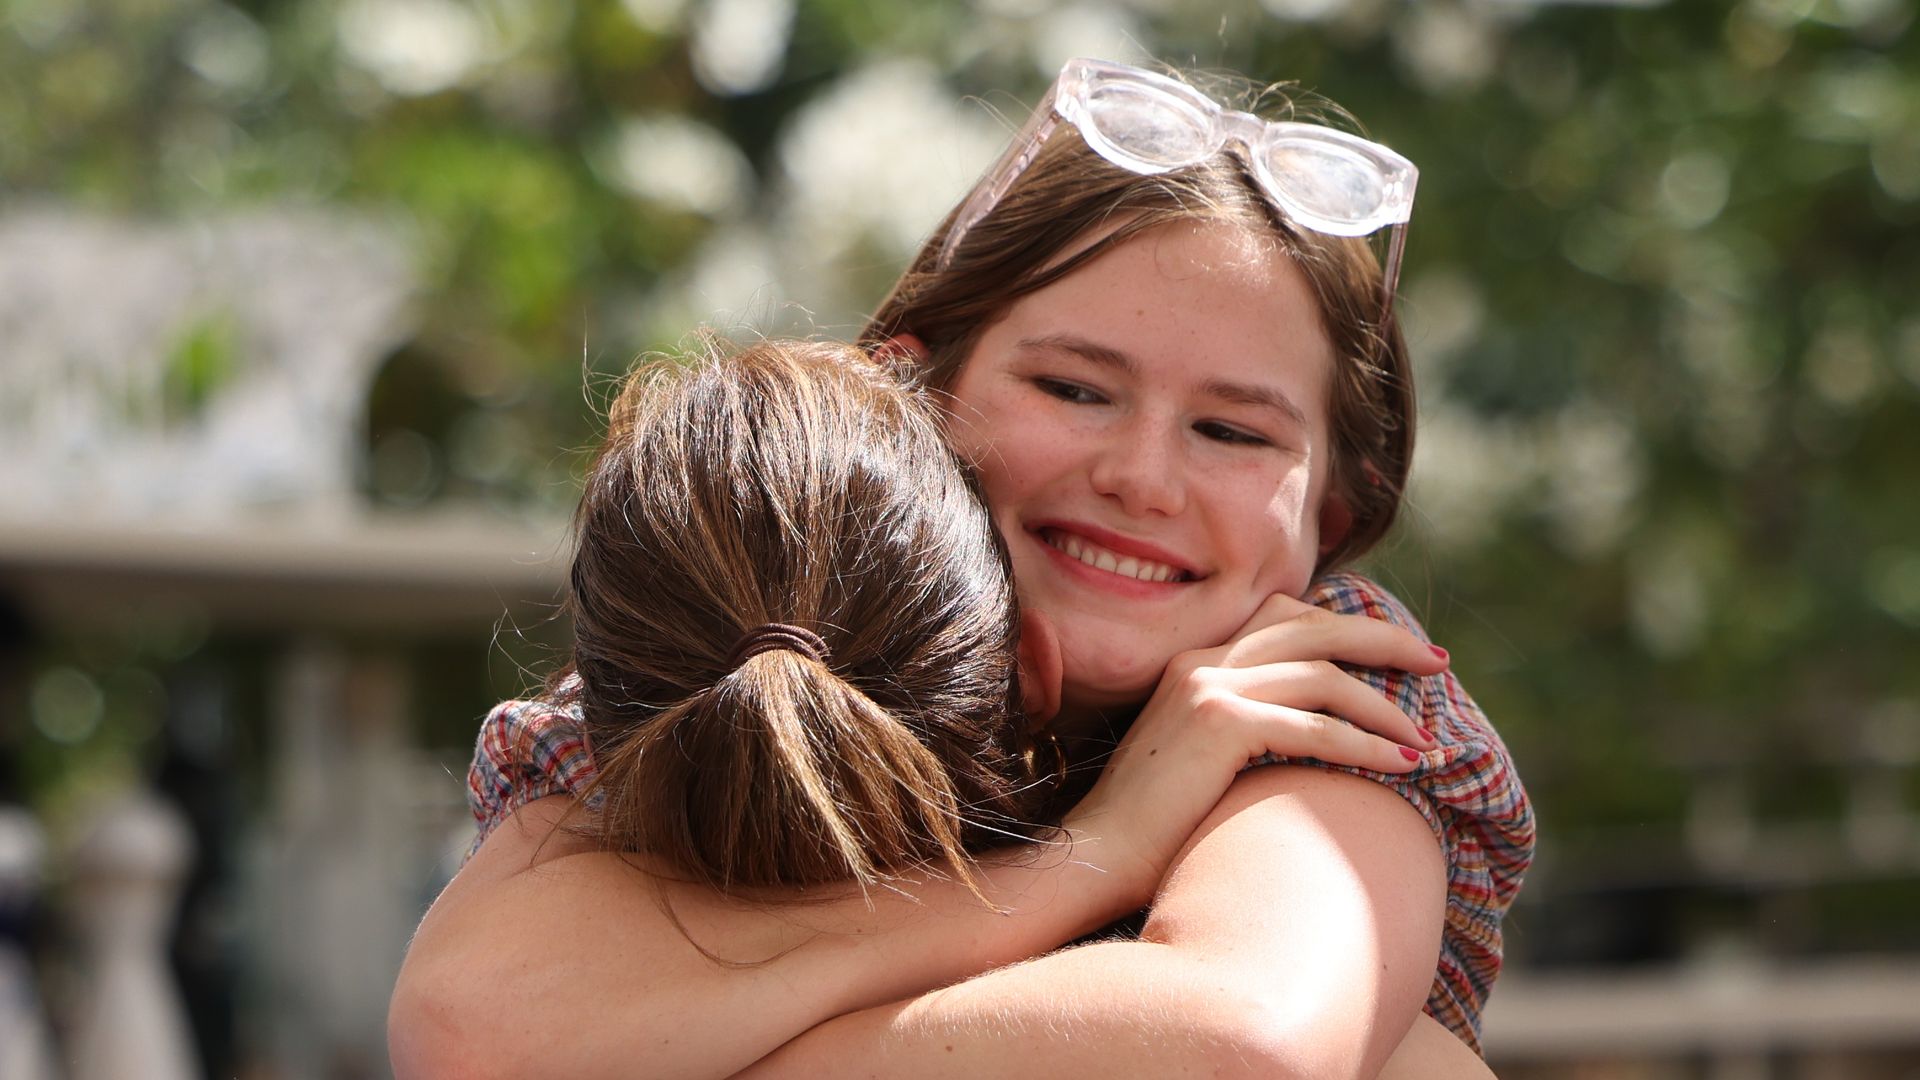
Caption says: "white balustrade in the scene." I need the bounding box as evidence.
[0,805,59,1080]
[66,792,200,1080]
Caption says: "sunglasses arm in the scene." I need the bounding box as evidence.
[937,85,1067,271]
[1380,221,1408,333]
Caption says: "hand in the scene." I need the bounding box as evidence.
[1062,591,1449,903]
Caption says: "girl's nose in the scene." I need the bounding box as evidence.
[1087,416,1188,518]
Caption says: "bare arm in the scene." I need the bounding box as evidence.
[389,795,1154,1080]
[739,764,1449,1080]
[1381,1014,1497,1080]
[1143,765,1446,1075]
[391,677,1430,1080]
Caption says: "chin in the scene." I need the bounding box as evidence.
[1056,637,1170,713]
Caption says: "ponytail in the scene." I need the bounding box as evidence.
[562,338,1046,896]
[586,649,976,892]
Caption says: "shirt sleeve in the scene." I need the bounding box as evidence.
[1265,571,1537,1055]
[463,691,598,860]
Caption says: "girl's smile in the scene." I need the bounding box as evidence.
[1033,520,1203,590]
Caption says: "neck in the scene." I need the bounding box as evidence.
[1031,703,1135,818]
[1046,701,1130,746]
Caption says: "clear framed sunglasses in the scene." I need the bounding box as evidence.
[937,58,1419,313]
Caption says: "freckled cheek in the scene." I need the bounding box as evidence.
[1268,468,1314,532]
[972,410,1067,507]
[953,431,1054,549]
[969,441,1035,517]
[1231,470,1320,592]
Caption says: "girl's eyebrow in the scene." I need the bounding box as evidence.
[1017,333,1134,372]
[1199,377,1310,429]
[1017,333,1310,429]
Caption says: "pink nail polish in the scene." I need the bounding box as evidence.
[1429,645,1449,662]
[1400,747,1421,762]
[1419,727,1436,744]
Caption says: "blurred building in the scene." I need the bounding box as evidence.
[0,206,567,1079]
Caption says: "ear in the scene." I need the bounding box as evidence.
[1015,607,1063,729]
[872,333,930,370]
[1317,491,1355,557]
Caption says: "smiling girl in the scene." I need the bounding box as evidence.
[814,61,1532,1068]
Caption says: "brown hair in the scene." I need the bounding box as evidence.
[862,90,1415,571]
[559,337,1049,895]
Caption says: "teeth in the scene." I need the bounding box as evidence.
[1047,531,1183,583]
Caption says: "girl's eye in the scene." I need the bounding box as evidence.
[1033,377,1106,405]
[1195,421,1270,447]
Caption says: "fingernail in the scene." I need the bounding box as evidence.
[1419,727,1436,745]
[1400,746,1421,762]
[1429,645,1449,662]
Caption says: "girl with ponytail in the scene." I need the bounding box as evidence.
[560,337,1048,897]
[392,336,1485,1079]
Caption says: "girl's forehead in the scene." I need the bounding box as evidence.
[1023,223,1322,342]
[1036,215,1291,283]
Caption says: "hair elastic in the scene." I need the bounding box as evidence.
[728,623,831,668]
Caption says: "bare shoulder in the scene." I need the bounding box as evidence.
[449,794,600,894]
[1133,764,1452,1074]
[1144,765,1446,951]
[392,799,707,1080]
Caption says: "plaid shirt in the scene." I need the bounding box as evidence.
[465,571,1534,1055]
[465,681,596,860]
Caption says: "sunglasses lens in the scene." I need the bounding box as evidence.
[1083,82,1215,169]
[1263,137,1393,234]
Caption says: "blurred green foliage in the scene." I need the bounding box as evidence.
[163,309,240,420]
[4,0,1918,949]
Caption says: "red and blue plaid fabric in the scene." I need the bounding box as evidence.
[464,681,597,859]
[464,572,1533,1053]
